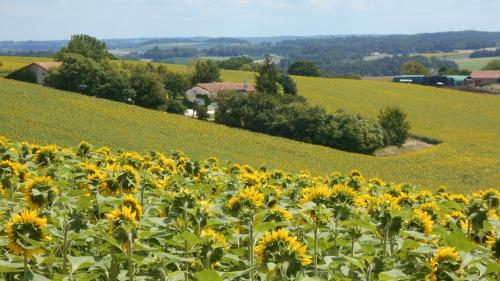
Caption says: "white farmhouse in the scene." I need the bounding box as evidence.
[185,81,255,105]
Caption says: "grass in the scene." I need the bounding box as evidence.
[0,56,52,76]
[455,56,500,70]
[1,57,500,192]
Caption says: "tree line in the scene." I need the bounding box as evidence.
[215,57,411,154]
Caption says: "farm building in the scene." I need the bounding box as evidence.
[6,62,62,85]
[393,75,472,87]
[470,70,500,86]
[185,81,255,105]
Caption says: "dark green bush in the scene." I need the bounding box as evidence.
[378,106,410,146]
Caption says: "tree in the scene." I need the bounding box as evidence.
[44,53,105,95]
[163,71,190,99]
[255,56,281,95]
[378,106,411,146]
[190,60,221,85]
[483,59,500,70]
[130,71,167,109]
[95,63,135,102]
[218,56,255,70]
[279,73,297,95]
[54,34,111,61]
[401,61,430,75]
[161,99,187,115]
[288,60,321,77]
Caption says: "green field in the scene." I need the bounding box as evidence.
[1,57,500,192]
[456,56,500,70]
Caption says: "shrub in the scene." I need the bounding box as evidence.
[161,99,187,115]
[333,111,386,153]
[378,106,411,146]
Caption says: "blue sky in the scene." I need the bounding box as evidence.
[1,0,500,40]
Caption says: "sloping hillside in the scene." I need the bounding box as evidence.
[1,58,500,192]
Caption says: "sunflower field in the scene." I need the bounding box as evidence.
[0,136,498,281]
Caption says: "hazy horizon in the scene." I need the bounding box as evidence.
[2,0,500,41]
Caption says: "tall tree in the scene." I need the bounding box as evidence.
[54,34,111,61]
[279,73,297,95]
[288,60,321,77]
[483,59,500,70]
[401,61,430,75]
[130,70,167,109]
[44,53,105,95]
[255,56,281,95]
[190,60,221,85]
[163,71,190,99]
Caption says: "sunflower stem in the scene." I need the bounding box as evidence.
[128,232,134,281]
[23,251,28,281]
[183,203,189,281]
[248,219,254,281]
[62,217,69,274]
[314,217,318,277]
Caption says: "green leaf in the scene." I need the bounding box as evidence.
[445,231,479,252]
[0,260,23,273]
[194,270,222,281]
[379,269,409,280]
[67,255,94,274]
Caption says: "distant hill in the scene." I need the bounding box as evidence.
[1,57,499,192]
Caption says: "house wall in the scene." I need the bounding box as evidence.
[29,65,49,85]
[185,87,211,102]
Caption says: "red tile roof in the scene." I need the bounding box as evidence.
[33,62,62,70]
[197,82,255,93]
[470,70,500,79]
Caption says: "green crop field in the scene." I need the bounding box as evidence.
[455,56,500,70]
[1,56,500,192]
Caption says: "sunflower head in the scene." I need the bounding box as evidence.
[0,182,7,198]
[24,176,58,209]
[447,194,469,205]
[474,188,500,208]
[419,201,440,220]
[255,229,312,276]
[5,209,50,258]
[77,141,93,157]
[442,211,469,231]
[122,194,143,219]
[426,247,461,281]
[262,206,293,225]
[406,209,433,236]
[331,184,357,205]
[298,185,332,206]
[200,228,229,268]
[107,206,137,249]
[227,187,264,218]
[110,165,140,194]
[34,145,58,166]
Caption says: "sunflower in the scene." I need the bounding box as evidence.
[426,247,461,281]
[298,185,332,206]
[418,201,440,220]
[24,176,58,209]
[104,164,140,194]
[122,194,143,218]
[255,229,312,275]
[34,145,58,165]
[446,194,469,205]
[473,188,500,208]
[200,228,230,267]
[331,184,357,204]
[413,190,433,203]
[0,160,20,179]
[5,209,50,258]
[442,211,469,231]
[107,206,138,250]
[369,177,385,187]
[227,186,264,213]
[0,182,7,198]
[96,146,111,156]
[262,206,293,224]
[77,141,92,157]
[485,231,499,259]
[406,209,433,235]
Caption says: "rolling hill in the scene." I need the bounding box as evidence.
[0,57,499,192]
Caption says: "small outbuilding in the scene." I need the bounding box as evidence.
[470,70,500,86]
[185,81,255,105]
[6,62,62,85]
